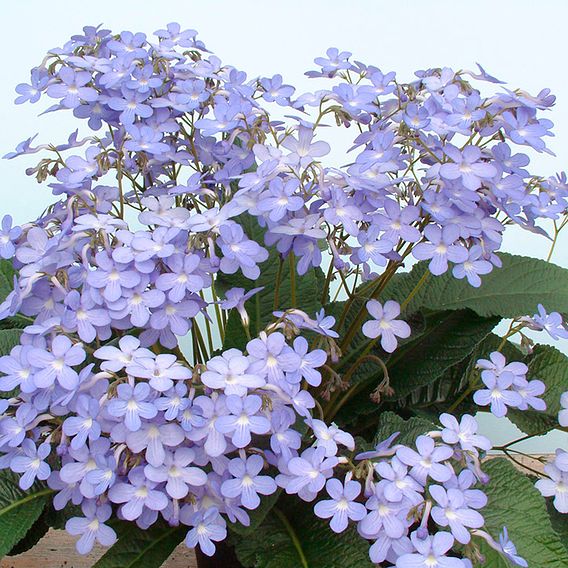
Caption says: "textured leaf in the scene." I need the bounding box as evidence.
[0,470,52,558]
[233,498,373,568]
[386,310,497,399]
[478,459,568,568]
[508,344,568,435]
[0,260,15,303]
[7,511,50,556]
[93,522,185,568]
[546,498,568,555]
[0,329,22,357]
[219,215,325,351]
[373,411,437,446]
[380,254,568,318]
[229,489,282,536]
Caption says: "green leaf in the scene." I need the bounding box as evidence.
[93,522,185,568]
[7,511,50,556]
[508,344,568,436]
[0,260,15,303]
[229,489,282,536]
[386,310,498,400]
[372,411,436,446]
[380,254,568,318]
[0,329,22,356]
[0,470,52,559]
[233,499,373,568]
[218,214,325,350]
[546,498,568,555]
[478,458,568,568]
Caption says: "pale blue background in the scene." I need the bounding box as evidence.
[0,0,567,453]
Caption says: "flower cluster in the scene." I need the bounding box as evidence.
[473,352,545,417]
[0,21,565,565]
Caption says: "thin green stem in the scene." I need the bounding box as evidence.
[289,252,297,307]
[273,257,285,311]
[273,507,309,568]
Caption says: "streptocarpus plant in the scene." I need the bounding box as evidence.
[0,22,567,567]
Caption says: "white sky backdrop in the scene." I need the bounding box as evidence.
[1,0,567,452]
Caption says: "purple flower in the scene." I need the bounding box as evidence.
[514,377,546,411]
[451,245,493,288]
[413,225,468,276]
[527,304,568,340]
[314,474,366,533]
[278,447,338,500]
[310,418,354,457]
[362,300,411,353]
[358,482,407,539]
[260,74,295,104]
[221,454,277,509]
[144,448,207,499]
[217,222,269,280]
[281,126,331,169]
[126,422,185,467]
[201,349,265,396]
[107,383,158,431]
[473,371,523,418]
[94,336,152,372]
[439,414,491,454]
[313,48,352,76]
[535,459,568,513]
[247,332,301,383]
[155,254,205,301]
[66,502,117,554]
[215,394,271,448]
[430,485,484,544]
[403,103,431,129]
[107,87,153,124]
[63,395,101,449]
[396,531,464,568]
[47,67,98,108]
[220,287,263,327]
[124,124,170,154]
[0,215,22,259]
[257,178,304,222]
[31,335,86,390]
[62,291,111,343]
[560,392,568,427]
[286,337,327,386]
[10,439,51,490]
[87,253,141,302]
[374,457,424,504]
[15,68,49,104]
[183,508,227,557]
[127,354,192,392]
[396,436,454,484]
[439,145,497,190]
[498,527,528,567]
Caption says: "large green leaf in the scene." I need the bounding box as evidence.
[372,411,437,446]
[0,260,15,303]
[386,310,498,400]
[380,254,568,318]
[336,310,496,426]
[229,489,282,537]
[93,522,185,568]
[218,214,326,351]
[0,470,52,558]
[0,328,22,357]
[508,344,568,436]
[478,458,568,568]
[233,498,373,568]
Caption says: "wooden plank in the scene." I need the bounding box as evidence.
[0,529,198,568]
